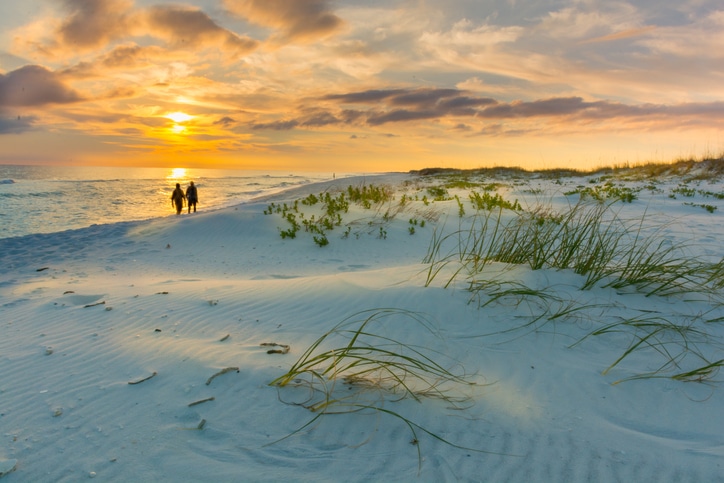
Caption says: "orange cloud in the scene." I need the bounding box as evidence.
[224,0,344,42]
[143,6,259,57]
[581,26,657,44]
[0,65,83,107]
[27,1,258,62]
[57,0,134,49]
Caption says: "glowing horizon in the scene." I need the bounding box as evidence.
[0,1,722,172]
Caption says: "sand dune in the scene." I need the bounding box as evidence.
[1,171,723,482]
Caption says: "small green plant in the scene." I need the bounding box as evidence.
[566,182,638,203]
[683,202,717,213]
[313,234,329,247]
[455,195,465,217]
[280,228,297,239]
[302,193,320,205]
[670,185,696,198]
[468,191,521,211]
[271,184,395,246]
[426,186,449,201]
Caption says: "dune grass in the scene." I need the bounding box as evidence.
[572,313,724,384]
[423,193,724,383]
[424,198,722,297]
[269,309,495,469]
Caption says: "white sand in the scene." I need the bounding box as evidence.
[1,170,723,482]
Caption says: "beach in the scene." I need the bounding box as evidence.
[1,165,723,482]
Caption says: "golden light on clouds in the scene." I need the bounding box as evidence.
[1,1,723,171]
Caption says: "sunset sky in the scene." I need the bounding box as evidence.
[1,0,723,172]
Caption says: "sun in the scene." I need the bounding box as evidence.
[168,168,187,179]
[166,112,194,123]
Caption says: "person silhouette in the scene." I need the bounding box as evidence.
[186,181,198,213]
[170,183,186,215]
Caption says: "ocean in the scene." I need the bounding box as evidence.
[0,165,338,239]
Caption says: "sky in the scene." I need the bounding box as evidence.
[1,0,723,172]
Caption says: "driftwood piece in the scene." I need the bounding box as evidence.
[261,342,290,354]
[205,367,239,386]
[128,371,157,385]
[188,397,216,407]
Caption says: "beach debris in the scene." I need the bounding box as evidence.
[45,347,53,355]
[105,306,113,311]
[208,299,218,306]
[83,300,106,308]
[154,328,162,332]
[36,267,49,272]
[53,407,63,417]
[197,419,206,430]
[0,459,17,478]
[63,290,75,294]
[205,367,239,386]
[128,371,158,385]
[166,244,171,249]
[261,342,290,354]
[188,397,215,407]
[219,334,230,342]
[156,291,169,295]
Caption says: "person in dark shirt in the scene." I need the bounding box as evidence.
[170,183,185,215]
[186,181,198,213]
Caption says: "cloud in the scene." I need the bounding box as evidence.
[581,26,657,44]
[214,116,237,126]
[252,119,299,130]
[251,109,340,130]
[325,88,498,125]
[537,5,642,41]
[249,87,724,132]
[57,0,134,49]
[323,89,408,104]
[367,109,439,125]
[0,65,83,107]
[224,0,344,42]
[59,44,161,78]
[24,1,258,61]
[144,6,259,56]
[0,113,37,134]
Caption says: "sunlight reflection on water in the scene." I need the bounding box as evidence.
[0,166,336,239]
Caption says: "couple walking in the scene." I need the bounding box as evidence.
[171,181,198,214]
